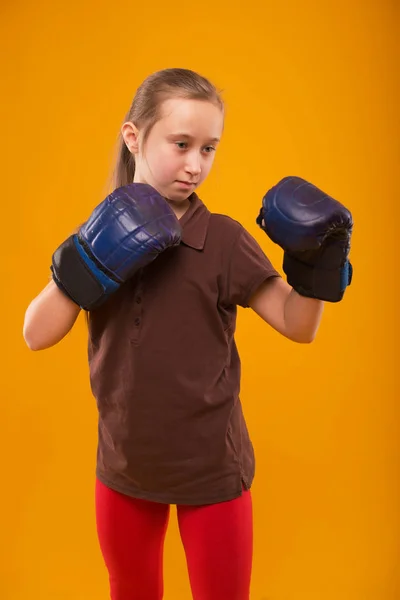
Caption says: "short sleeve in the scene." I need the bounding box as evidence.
[224,227,281,308]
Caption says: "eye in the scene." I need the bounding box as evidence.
[203,145,216,153]
[175,142,187,149]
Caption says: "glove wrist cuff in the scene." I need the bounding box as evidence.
[51,234,120,311]
[283,252,353,303]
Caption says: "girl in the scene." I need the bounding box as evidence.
[23,68,351,600]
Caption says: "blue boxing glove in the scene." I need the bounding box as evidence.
[51,183,181,310]
[256,176,353,302]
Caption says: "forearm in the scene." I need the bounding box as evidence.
[23,280,81,351]
[283,288,324,343]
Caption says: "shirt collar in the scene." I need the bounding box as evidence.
[178,192,211,250]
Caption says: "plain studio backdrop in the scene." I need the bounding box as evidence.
[1,1,398,599]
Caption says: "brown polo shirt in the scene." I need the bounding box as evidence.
[87,192,280,505]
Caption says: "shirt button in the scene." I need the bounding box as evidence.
[135,317,141,326]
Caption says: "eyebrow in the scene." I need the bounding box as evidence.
[168,133,220,142]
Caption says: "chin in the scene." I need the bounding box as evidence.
[165,191,192,202]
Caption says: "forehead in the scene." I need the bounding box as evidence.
[155,97,224,138]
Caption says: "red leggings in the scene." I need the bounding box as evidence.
[95,478,253,600]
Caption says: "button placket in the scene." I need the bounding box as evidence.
[130,275,144,345]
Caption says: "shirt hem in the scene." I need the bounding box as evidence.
[95,469,253,506]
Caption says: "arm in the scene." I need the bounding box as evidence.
[251,176,352,341]
[249,276,323,343]
[24,184,181,351]
[23,280,81,351]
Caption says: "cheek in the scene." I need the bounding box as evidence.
[201,155,216,179]
[147,145,179,179]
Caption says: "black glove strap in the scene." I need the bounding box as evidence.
[283,252,353,302]
[51,235,109,311]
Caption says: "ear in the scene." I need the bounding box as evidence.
[121,121,140,155]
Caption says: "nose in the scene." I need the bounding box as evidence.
[185,151,202,178]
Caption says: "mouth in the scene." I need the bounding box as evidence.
[176,180,196,188]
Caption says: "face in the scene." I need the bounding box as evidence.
[123,97,224,207]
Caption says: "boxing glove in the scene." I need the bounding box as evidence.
[51,183,182,310]
[256,176,353,302]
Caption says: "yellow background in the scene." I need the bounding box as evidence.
[1,0,398,598]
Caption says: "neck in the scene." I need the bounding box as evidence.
[165,197,191,220]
